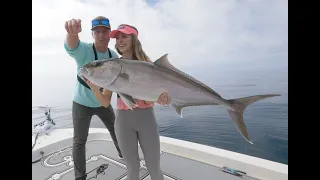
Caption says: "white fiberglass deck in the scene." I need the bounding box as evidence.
[32,128,288,180]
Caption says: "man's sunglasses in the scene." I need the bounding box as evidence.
[92,19,110,26]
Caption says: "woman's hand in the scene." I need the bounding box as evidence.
[83,76,100,92]
[82,76,112,108]
[157,92,170,105]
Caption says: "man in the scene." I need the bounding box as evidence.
[64,16,122,180]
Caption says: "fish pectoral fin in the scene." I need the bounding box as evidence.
[119,73,129,81]
[118,93,136,110]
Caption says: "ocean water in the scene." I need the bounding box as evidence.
[32,61,288,165]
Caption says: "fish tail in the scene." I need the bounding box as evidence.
[226,94,280,144]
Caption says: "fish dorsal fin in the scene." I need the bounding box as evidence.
[154,54,222,98]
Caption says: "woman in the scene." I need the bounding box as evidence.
[84,24,169,180]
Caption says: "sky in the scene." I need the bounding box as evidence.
[32,0,288,108]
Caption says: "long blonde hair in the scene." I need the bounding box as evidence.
[115,24,152,62]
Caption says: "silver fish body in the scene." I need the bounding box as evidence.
[79,54,280,144]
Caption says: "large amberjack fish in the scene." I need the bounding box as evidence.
[79,54,280,144]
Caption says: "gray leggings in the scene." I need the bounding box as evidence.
[115,107,164,180]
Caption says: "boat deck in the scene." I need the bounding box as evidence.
[32,134,258,180]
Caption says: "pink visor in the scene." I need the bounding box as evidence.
[110,25,138,38]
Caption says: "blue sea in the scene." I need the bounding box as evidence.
[32,61,288,165]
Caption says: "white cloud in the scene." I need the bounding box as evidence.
[32,0,288,107]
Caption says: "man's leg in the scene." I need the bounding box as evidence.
[95,105,122,157]
[72,101,94,180]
